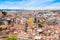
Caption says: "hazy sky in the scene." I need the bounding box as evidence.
[0,0,60,10]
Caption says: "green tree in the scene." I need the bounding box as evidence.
[2,12,7,16]
[38,23,43,28]
[31,27,35,30]
[34,17,36,23]
[0,27,3,31]
[7,36,18,40]
[0,22,4,26]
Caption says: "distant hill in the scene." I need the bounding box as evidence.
[0,9,27,12]
[0,9,60,12]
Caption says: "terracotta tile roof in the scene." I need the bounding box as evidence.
[13,24,25,31]
[56,29,60,34]
[18,33,30,37]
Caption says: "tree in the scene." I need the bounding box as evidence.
[34,17,36,23]
[0,27,7,31]
[38,23,43,28]
[0,22,4,26]
[0,27,3,31]
[2,12,7,16]
[31,27,35,30]
[7,36,18,40]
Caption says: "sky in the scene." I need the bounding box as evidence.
[0,0,60,10]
